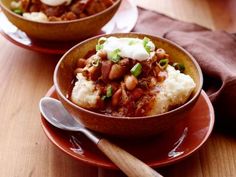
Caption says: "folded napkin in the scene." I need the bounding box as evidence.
[133,8,236,120]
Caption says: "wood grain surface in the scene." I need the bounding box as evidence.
[1,0,236,176]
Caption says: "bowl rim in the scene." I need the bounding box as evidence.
[0,0,121,25]
[54,32,203,120]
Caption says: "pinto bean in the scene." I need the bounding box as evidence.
[121,82,128,104]
[70,1,86,15]
[81,70,89,78]
[42,5,65,17]
[109,64,124,80]
[124,75,138,90]
[112,88,122,107]
[119,58,130,66]
[88,66,101,81]
[97,50,107,60]
[21,0,30,11]
[86,0,107,15]
[77,58,87,68]
[101,60,112,81]
[29,4,40,12]
[110,82,120,93]
[61,12,77,21]
[150,77,158,87]
[119,58,131,72]
[153,65,161,77]
[74,67,83,75]
[157,71,168,82]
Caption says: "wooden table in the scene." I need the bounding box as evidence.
[1,1,236,177]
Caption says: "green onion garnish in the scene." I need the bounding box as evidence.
[96,37,107,51]
[108,49,121,63]
[96,44,103,51]
[130,63,142,77]
[106,85,113,97]
[173,63,185,72]
[143,37,151,54]
[98,37,107,44]
[143,37,150,46]
[158,59,169,69]
[145,45,151,54]
[91,56,100,67]
[13,9,22,15]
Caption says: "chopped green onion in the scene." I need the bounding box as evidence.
[108,49,121,63]
[96,37,107,51]
[98,37,107,44]
[130,63,142,77]
[96,44,103,51]
[143,37,150,46]
[173,62,185,72]
[158,59,169,69]
[91,56,100,67]
[143,37,151,54]
[106,85,113,97]
[13,9,22,15]
[145,45,151,54]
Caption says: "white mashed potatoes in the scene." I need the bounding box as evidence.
[23,12,48,22]
[71,73,100,109]
[147,65,196,115]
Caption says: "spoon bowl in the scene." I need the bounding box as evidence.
[40,97,82,131]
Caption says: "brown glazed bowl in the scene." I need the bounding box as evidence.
[0,0,121,41]
[54,33,203,138]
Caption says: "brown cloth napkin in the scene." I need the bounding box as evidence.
[133,8,236,120]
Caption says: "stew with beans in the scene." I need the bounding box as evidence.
[71,37,186,117]
[10,0,115,21]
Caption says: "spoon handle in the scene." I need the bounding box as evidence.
[97,138,163,177]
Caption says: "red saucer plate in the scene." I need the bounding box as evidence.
[0,0,138,55]
[41,86,214,169]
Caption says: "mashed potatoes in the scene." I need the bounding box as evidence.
[23,12,48,22]
[71,73,100,109]
[147,65,196,115]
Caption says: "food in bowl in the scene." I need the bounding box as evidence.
[54,33,202,137]
[10,0,116,22]
[70,36,196,117]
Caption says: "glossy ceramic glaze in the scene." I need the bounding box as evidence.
[0,0,137,54]
[54,33,203,137]
[0,0,121,41]
[41,86,214,169]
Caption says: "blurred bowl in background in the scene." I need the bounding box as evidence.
[0,0,121,41]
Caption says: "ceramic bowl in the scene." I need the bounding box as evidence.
[54,33,203,138]
[0,0,121,41]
